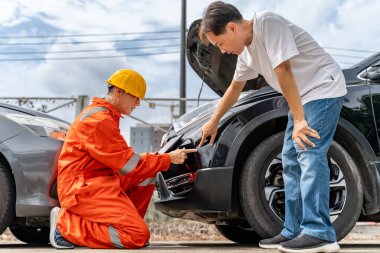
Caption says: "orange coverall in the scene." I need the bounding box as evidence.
[56,97,171,249]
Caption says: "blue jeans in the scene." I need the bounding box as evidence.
[280,96,344,242]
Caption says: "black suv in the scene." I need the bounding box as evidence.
[155,19,380,243]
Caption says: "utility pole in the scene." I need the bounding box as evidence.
[179,0,186,116]
[74,95,89,116]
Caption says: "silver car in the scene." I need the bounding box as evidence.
[0,102,69,244]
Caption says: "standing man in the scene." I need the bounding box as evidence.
[199,2,345,253]
[50,69,196,249]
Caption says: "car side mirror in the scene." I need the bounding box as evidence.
[360,66,380,83]
[367,69,380,81]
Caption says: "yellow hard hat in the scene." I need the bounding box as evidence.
[106,69,146,99]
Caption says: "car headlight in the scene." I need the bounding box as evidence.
[5,114,69,141]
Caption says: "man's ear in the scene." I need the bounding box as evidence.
[226,22,237,32]
[116,87,123,94]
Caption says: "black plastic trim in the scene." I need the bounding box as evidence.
[155,166,234,213]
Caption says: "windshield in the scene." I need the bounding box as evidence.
[173,99,219,132]
[173,91,252,132]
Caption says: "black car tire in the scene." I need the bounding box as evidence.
[215,224,261,244]
[0,160,16,235]
[240,131,363,241]
[9,224,50,244]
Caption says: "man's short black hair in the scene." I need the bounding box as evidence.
[201,1,243,36]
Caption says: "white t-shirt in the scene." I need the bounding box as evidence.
[233,11,347,105]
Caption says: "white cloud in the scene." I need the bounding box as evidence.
[0,1,25,26]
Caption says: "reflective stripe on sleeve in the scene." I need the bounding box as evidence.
[80,107,108,121]
[119,153,141,174]
[138,177,156,186]
[108,226,123,248]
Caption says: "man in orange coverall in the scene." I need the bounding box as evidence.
[49,69,197,249]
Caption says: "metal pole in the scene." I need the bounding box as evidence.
[179,0,187,116]
[45,100,76,113]
[74,95,89,116]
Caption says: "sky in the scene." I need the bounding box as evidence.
[0,0,379,142]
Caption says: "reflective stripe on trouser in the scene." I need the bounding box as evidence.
[138,177,156,186]
[108,226,123,249]
[56,175,155,249]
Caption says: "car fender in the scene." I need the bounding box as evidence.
[0,116,26,143]
[0,132,60,217]
[335,117,379,215]
[225,108,289,167]
[336,118,376,159]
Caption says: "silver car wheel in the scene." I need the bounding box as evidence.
[263,154,347,223]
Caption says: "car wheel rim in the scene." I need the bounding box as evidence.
[263,153,347,223]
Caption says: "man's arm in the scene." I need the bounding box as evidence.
[199,79,245,146]
[274,60,320,150]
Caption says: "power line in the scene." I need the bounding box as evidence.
[0,34,376,56]
[337,61,356,65]
[0,57,356,65]
[0,30,374,55]
[324,46,376,54]
[0,46,370,59]
[0,54,362,65]
[0,37,180,46]
[331,54,366,59]
[0,51,179,61]
[0,44,179,55]
[0,30,180,39]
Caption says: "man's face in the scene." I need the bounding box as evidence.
[206,22,245,55]
[118,91,140,115]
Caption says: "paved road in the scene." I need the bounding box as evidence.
[1,241,380,253]
[1,223,380,252]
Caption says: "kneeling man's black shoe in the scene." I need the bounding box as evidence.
[259,234,290,249]
[278,234,340,253]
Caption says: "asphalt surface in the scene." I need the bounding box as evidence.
[1,241,380,253]
[1,223,380,252]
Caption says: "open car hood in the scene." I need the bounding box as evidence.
[186,19,268,96]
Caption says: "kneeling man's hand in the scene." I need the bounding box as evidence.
[168,148,197,164]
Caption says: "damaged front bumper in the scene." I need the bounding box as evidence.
[154,166,234,216]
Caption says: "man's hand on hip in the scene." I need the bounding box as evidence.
[292,119,320,150]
